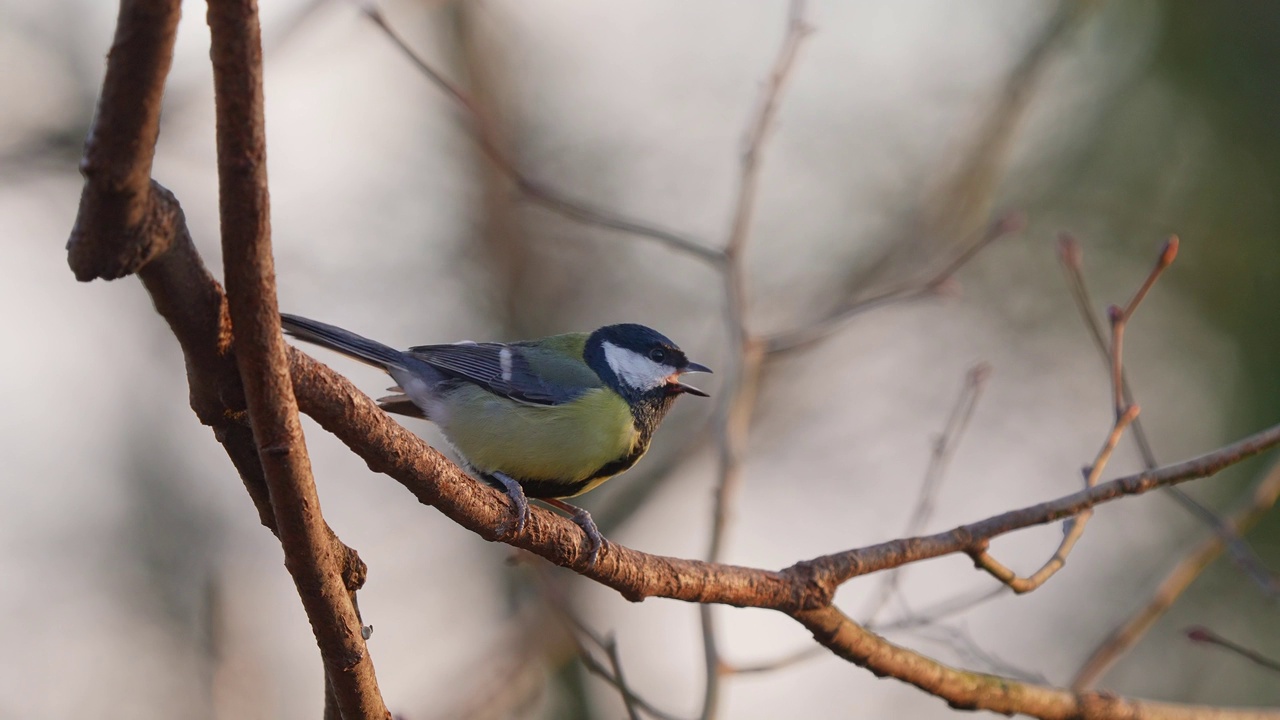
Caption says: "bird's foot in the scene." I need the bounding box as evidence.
[544,498,606,567]
[489,472,530,539]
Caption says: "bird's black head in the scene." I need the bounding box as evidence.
[583,323,712,404]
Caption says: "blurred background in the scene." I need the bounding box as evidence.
[2,0,1278,717]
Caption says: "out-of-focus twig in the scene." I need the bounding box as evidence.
[358,3,722,264]
[1186,627,1280,674]
[870,586,1009,633]
[1071,457,1280,690]
[863,363,992,621]
[698,3,811,718]
[769,1,1095,357]
[530,564,684,720]
[764,212,1025,354]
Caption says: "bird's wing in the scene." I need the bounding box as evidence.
[407,341,599,406]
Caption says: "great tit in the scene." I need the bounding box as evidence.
[280,313,711,564]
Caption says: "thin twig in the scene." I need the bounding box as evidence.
[863,363,991,621]
[531,565,685,720]
[970,405,1140,592]
[764,212,1024,354]
[207,1,387,716]
[699,3,811,718]
[723,645,827,676]
[869,586,1009,633]
[1058,233,1280,599]
[358,3,722,264]
[1187,627,1280,674]
[911,622,1048,684]
[764,0,1093,357]
[1071,457,1280,690]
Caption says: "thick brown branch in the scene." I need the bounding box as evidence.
[206,1,388,717]
[67,0,182,281]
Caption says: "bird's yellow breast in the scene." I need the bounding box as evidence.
[439,385,641,495]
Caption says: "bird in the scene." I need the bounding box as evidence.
[280,313,711,565]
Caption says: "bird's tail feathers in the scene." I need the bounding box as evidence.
[280,313,408,370]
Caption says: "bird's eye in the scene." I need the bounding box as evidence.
[648,348,667,363]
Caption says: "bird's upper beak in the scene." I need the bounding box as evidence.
[667,361,712,397]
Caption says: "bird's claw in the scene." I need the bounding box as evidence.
[490,472,530,539]
[568,507,605,567]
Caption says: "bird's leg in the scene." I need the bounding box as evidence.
[541,497,606,567]
[489,471,530,539]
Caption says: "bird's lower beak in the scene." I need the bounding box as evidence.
[670,381,709,397]
[668,361,712,397]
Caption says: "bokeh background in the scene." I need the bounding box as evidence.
[2,0,1278,718]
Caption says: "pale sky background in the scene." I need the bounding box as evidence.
[1,1,1276,718]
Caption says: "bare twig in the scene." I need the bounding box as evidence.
[911,623,1047,683]
[722,645,826,676]
[1187,627,1280,674]
[358,3,721,264]
[764,212,1025,354]
[699,3,811,717]
[1072,458,1280,690]
[206,1,387,716]
[1058,233,1280,599]
[970,404,1140,592]
[969,235,1173,594]
[864,363,992,620]
[870,586,1009,633]
[765,0,1095,357]
[531,565,684,720]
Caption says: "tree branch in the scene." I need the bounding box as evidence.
[287,344,1280,612]
[206,2,388,717]
[359,3,722,265]
[796,605,1277,720]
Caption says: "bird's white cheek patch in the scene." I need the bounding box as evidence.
[603,342,673,391]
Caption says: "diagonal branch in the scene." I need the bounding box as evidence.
[287,344,1280,611]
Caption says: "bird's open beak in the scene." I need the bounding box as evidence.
[667,361,712,397]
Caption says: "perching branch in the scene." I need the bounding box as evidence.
[287,339,1280,611]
